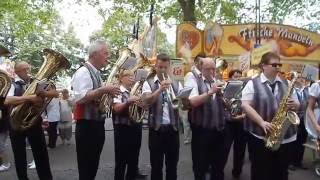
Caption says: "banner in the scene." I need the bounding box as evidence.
[177,23,320,63]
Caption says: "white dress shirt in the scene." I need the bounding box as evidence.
[113,85,129,103]
[43,98,60,122]
[142,75,183,124]
[309,83,320,98]
[184,66,201,99]
[7,76,28,96]
[71,62,102,103]
[241,73,299,143]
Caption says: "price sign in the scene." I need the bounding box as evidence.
[170,59,184,81]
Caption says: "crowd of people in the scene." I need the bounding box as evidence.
[0,40,319,180]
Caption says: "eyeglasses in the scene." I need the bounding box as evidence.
[267,63,282,68]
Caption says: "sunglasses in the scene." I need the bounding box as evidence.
[267,63,282,68]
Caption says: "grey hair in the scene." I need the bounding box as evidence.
[88,39,109,57]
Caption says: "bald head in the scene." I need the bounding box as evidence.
[14,61,31,82]
[200,58,216,80]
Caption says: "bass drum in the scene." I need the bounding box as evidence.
[305,108,320,138]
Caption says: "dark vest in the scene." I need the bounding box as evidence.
[146,76,179,131]
[295,87,309,119]
[189,76,226,130]
[112,90,134,125]
[248,75,297,138]
[73,63,104,121]
[1,80,26,132]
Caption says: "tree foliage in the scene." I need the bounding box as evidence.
[0,0,84,75]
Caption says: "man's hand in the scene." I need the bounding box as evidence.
[259,121,275,134]
[128,96,140,104]
[207,82,224,96]
[103,84,121,97]
[160,79,171,91]
[286,98,298,111]
[27,95,44,106]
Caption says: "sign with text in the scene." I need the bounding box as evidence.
[170,59,185,81]
[176,22,320,62]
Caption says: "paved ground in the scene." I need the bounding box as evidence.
[1,120,320,180]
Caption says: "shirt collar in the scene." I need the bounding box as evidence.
[14,76,25,83]
[120,85,130,93]
[86,61,99,74]
[153,75,160,83]
[201,75,216,83]
[192,66,201,75]
[260,73,282,84]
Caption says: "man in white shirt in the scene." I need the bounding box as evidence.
[290,76,309,169]
[5,61,54,180]
[306,81,320,136]
[43,96,60,149]
[186,58,226,180]
[241,52,299,180]
[72,40,120,180]
[182,53,205,144]
[142,53,182,180]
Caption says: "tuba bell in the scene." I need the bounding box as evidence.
[0,70,12,105]
[10,49,70,131]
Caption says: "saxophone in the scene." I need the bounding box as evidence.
[10,49,70,131]
[265,72,300,151]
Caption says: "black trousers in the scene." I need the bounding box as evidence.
[291,117,308,166]
[149,126,179,180]
[114,123,142,180]
[76,120,105,180]
[248,134,293,180]
[223,121,247,177]
[9,121,52,180]
[191,126,226,180]
[47,121,58,148]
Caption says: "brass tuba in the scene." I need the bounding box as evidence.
[10,49,70,131]
[0,70,12,105]
[128,57,154,122]
[265,72,300,151]
[99,47,136,116]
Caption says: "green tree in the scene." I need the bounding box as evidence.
[0,0,84,75]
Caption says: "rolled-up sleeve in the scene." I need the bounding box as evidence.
[184,72,199,98]
[7,84,15,97]
[241,80,254,101]
[71,67,93,103]
[309,83,320,98]
[142,81,152,94]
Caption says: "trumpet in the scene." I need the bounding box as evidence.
[161,73,179,109]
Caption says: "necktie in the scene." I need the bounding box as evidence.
[296,90,303,103]
[204,79,214,88]
[269,82,276,94]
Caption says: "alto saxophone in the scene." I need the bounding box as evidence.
[265,72,300,151]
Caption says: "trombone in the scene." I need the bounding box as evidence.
[161,73,179,109]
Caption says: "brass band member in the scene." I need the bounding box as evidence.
[142,53,182,180]
[223,69,247,180]
[5,61,54,180]
[71,40,120,180]
[241,52,299,180]
[306,81,320,140]
[112,70,146,180]
[290,76,309,170]
[186,57,226,180]
[183,53,205,144]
